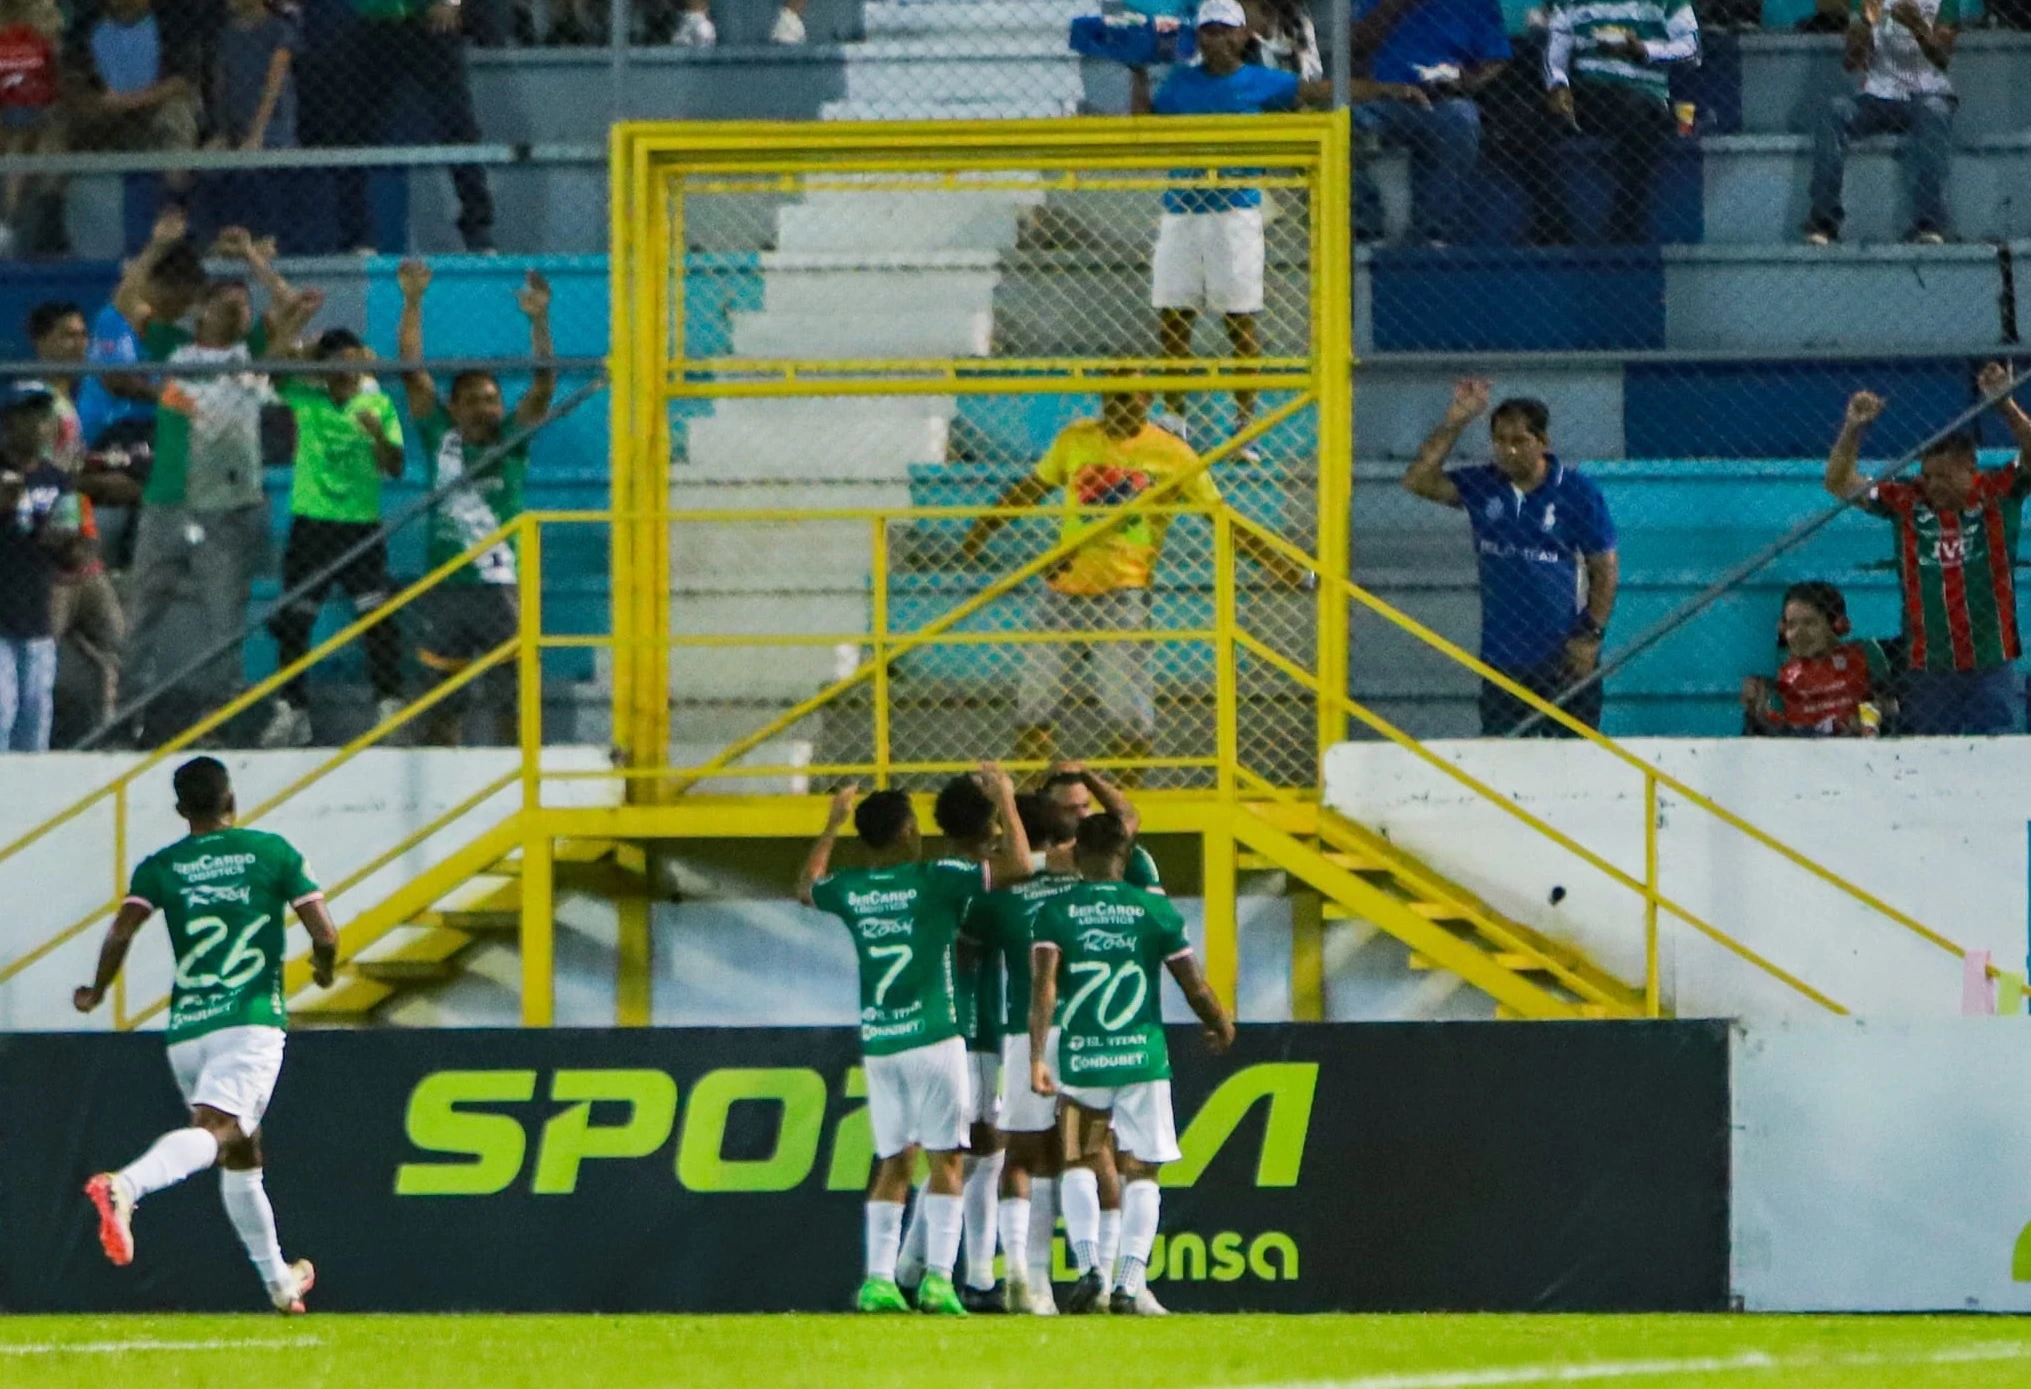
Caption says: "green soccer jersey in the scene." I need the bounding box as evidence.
[1035,880,1191,1087]
[1126,844,1162,893]
[418,404,529,587]
[955,913,1003,1054]
[126,827,320,1044]
[282,380,403,523]
[142,321,273,512]
[964,871,1083,1046]
[810,858,989,1057]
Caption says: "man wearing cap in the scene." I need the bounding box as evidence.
[1133,4,1405,450]
[0,381,86,752]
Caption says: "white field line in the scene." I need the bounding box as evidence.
[0,1337,322,1356]
[1219,1340,2031,1389]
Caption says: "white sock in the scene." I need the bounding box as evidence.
[1060,1166,1101,1273]
[219,1168,291,1291]
[118,1127,219,1202]
[961,1152,1002,1291]
[1116,1179,1160,1295]
[998,1194,1032,1285]
[1028,1177,1057,1283]
[1099,1207,1123,1285]
[922,1192,964,1280]
[864,1200,904,1281]
[897,1187,929,1284]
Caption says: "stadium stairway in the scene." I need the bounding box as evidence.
[1235,802,1648,1020]
[823,0,1087,121]
[288,836,643,1023]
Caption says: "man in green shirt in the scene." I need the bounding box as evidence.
[74,756,340,1312]
[1029,812,1233,1315]
[965,790,1084,1313]
[397,258,553,747]
[1041,761,1163,893]
[116,212,317,735]
[259,328,407,749]
[798,770,1029,1315]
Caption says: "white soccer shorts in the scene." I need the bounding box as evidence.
[997,1028,1062,1134]
[1150,208,1267,316]
[167,1024,286,1137]
[1057,1078,1181,1165]
[864,1035,971,1159]
[967,1048,1002,1127]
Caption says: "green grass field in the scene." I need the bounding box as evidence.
[3,1314,2028,1389]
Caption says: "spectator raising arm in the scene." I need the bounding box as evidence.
[513,271,555,426]
[1401,377,1489,506]
[1979,362,2031,460]
[1825,390,1886,500]
[397,259,439,423]
[112,208,190,332]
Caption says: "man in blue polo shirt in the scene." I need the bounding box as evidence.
[1352,0,1511,246]
[1402,378,1620,735]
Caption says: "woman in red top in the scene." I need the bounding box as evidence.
[1742,581,1896,737]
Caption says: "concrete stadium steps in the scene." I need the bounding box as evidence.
[669,592,865,702]
[1737,32,2031,138]
[829,0,1084,121]
[756,253,1001,315]
[993,246,1314,359]
[1700,135,2031,245]
[730,308,995,358]
[773,190,1039,254]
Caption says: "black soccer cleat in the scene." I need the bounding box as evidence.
[959,1281,1009,1313]
[1066,1268,1108,1314]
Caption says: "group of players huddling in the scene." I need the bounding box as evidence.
[799,762,1234,1316]
[69,756,1230,1318]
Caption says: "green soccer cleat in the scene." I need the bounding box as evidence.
[914,1271,968,1315]
[856,1277,911,1313]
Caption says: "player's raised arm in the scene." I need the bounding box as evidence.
[797,784,858,907]
[513,269,555,426]
[294,898,340,989]
[976,761,1031,887]
[1055,760,1140,841]
[396,258,440,423]
[1165,949,1235,1055]
[73,900,154,1013]
[1028,941,1060,1096]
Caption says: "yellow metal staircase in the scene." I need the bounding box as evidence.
[290,836,637,1023]
[1234,802,1649,1021]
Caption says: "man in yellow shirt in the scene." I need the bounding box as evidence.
[961,392,1306,776]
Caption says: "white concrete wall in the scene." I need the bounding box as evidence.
[1326,737,2027,1021]
[0,748,615,1032]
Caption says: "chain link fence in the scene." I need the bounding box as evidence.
[666,153,1329,788]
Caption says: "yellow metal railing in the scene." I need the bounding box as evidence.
[0,521,533,1025]
[1226,509,1977,1013]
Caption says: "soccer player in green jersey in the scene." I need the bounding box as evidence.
[73,757,339,1313]
[966,790,1084,1314]
[1041,761,1163,893]
[1030,812,1233,1315]
[798,769,1029,1315]
[396,257,553,747]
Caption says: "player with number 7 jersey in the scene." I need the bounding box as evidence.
[73,756,341,1316]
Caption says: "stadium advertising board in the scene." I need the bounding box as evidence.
[0,1022,1728,1313]
[1733,1018,2031,1312]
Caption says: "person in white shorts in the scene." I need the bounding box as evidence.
[799,771,1029,1316]
[1029,811,1234,1315]
[1135,0,1328,448]
[74,756,339,1314]
[964,792,1085,1313]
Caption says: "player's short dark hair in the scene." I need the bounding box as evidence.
[1040,771,1086,798]
[1074,811,1132,865]
[1017,790,1076,848]
[450,369,498,402]
[854,790,915,850]
[933,774,997,845]
[313,327,364,359]
[149,241,207,293]
[26,300,82,343]
[1490,397,1551,441]
[1923,430,1978,463]
[172,756,233,818]
[201,276,249,303]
